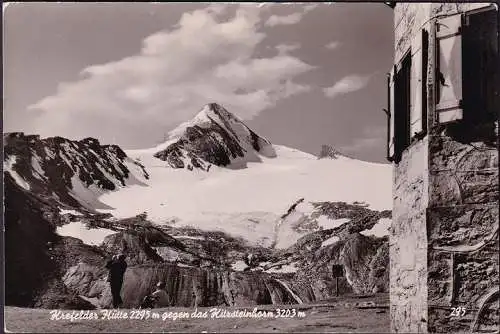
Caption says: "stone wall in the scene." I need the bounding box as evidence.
[425,3,499,333]
[390,138,429,333]
[427,128,499,333]
[392,2,499,333]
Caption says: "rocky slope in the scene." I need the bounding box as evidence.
[3,132,149,210]
[4,173,96,309]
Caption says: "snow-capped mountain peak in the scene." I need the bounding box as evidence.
[168,103,249,141]
[153,103,276,170]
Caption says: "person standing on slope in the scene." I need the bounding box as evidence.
[106,253,128,308]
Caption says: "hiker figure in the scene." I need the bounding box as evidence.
[139,294,156,309]
[150,281,171,308]
[106,253,127,308]
[243,252,258,271]
[191,281,203,308]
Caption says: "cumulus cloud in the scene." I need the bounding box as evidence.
[275,43,301,54]
[28,5,314,147]
[265,12,303,27]
[323,74,371,99]
[325,41,340,50]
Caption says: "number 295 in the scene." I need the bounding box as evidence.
[450,307,466,317]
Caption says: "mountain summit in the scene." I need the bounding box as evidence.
[153,103,276,170]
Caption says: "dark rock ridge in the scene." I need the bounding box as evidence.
[154,103,276,170]
[4,173,96,309]
[3,132,149,210]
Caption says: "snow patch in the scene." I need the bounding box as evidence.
[68,175,112,210]
[316,217,350,230]
[58,150,76,171]
[231,260,248,272]
[4,156,31,190]
[360,218,391,237]
[173,235,205,241]
[56,221,116,246]
[31,155,46,180]
[59,208,83,216]
[274,212,308,249]
[44,147,56,159]
[266,262,299,274]
[321,235,340,248]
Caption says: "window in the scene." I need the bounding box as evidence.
[436,6,498,141]
[387,5,498,162]
[462,8,498,133]
[386,30,429,163]
[394,52,412,163]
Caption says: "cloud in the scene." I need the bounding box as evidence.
[325,41,340,50]
[28,5,314,148]
[275,43,301,54]
[265,12,303,27]
[304,4,319,12]
[323,74,371,99]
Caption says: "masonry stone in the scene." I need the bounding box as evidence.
[391,2,499,333]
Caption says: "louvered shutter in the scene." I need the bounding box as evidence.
[389,67,395,159]
[436,14,463,123]
[410,31,424,136]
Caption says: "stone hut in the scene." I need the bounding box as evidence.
[386,3,499,333]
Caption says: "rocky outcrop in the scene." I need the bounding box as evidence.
[289,233,389,300]
[318,145,341,159]
[62,262,312,309]
[3,132,148,210]
[275,199,391,249]
[102,233,164,266]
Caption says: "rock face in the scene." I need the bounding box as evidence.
[4,174,97,309]
[318,145,341,159]
[62,261,308,309]
[287,234,389,299]
[154,103,276,170]
[3,132,149,210]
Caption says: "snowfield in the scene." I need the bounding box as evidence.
[95,144,392,247]
[360,218,391,238]
[4,156,31,191]
[56,221,116,246]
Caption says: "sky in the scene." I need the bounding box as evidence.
[3,2,394,163]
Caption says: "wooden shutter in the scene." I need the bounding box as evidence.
[422,29,429,133]
[410,31,424,136]
[436,14,463,123]
[394,53,411,162]
[388,67,395,159]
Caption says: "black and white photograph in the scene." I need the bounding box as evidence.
[2,2,499,333]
